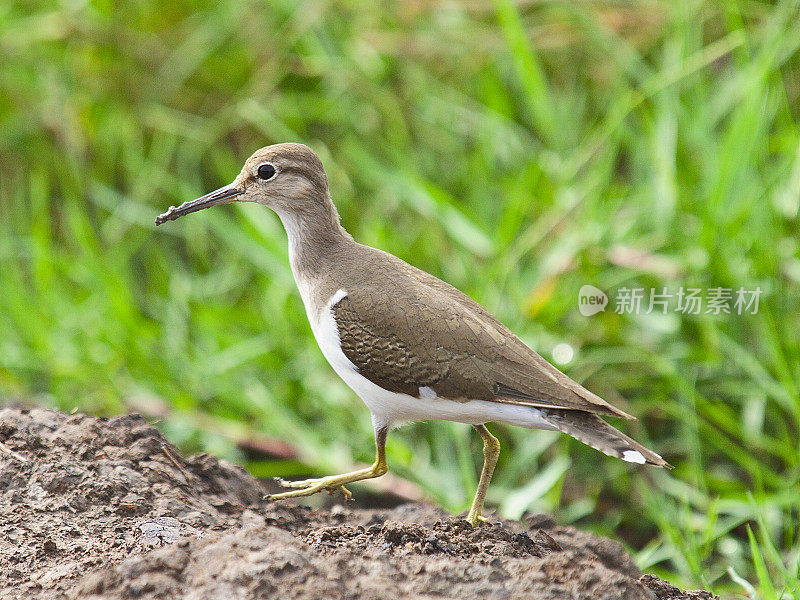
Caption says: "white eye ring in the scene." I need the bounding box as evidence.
[257,163,277,181]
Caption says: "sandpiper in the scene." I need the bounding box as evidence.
[156,143,670,525]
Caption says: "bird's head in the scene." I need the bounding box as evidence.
[155,143,329,225]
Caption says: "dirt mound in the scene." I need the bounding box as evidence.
[0,407,714,600]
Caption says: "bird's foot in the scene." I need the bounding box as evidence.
[266,461,386,502]
[273,476,327,489]
[267,474,357,501]
[464,512,490,527]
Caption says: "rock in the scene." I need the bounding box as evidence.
[0,407,715,600]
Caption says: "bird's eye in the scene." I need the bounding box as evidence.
[257,163,276,180]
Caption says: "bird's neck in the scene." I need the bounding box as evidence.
[274,192,352,284]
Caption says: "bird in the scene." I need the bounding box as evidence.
[156,143,670,526]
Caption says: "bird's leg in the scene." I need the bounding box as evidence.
[268,427,388,501]
[465,424,500,527]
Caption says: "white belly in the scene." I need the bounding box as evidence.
[306,288,556,432]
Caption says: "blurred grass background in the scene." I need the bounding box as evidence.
[2,0,800,596]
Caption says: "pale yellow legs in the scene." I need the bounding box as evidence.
[465,424,500,527]
[268,427,388,501]
[269,424,498,528]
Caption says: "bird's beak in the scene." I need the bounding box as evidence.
[155,184,243,225]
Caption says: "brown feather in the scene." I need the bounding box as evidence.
[327,244,633,420]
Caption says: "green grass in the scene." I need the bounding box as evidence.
[2,0,800,596]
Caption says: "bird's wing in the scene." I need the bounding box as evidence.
[331,255,633,420]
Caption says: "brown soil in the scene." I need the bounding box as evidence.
[0,407,715,600]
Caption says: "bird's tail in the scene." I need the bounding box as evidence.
[542,409,671,468]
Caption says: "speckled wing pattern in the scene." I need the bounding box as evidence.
[332,296,447,396]
[330,248,633,420]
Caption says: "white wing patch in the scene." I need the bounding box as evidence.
[418,386,437,400]
[622,450,646,464]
